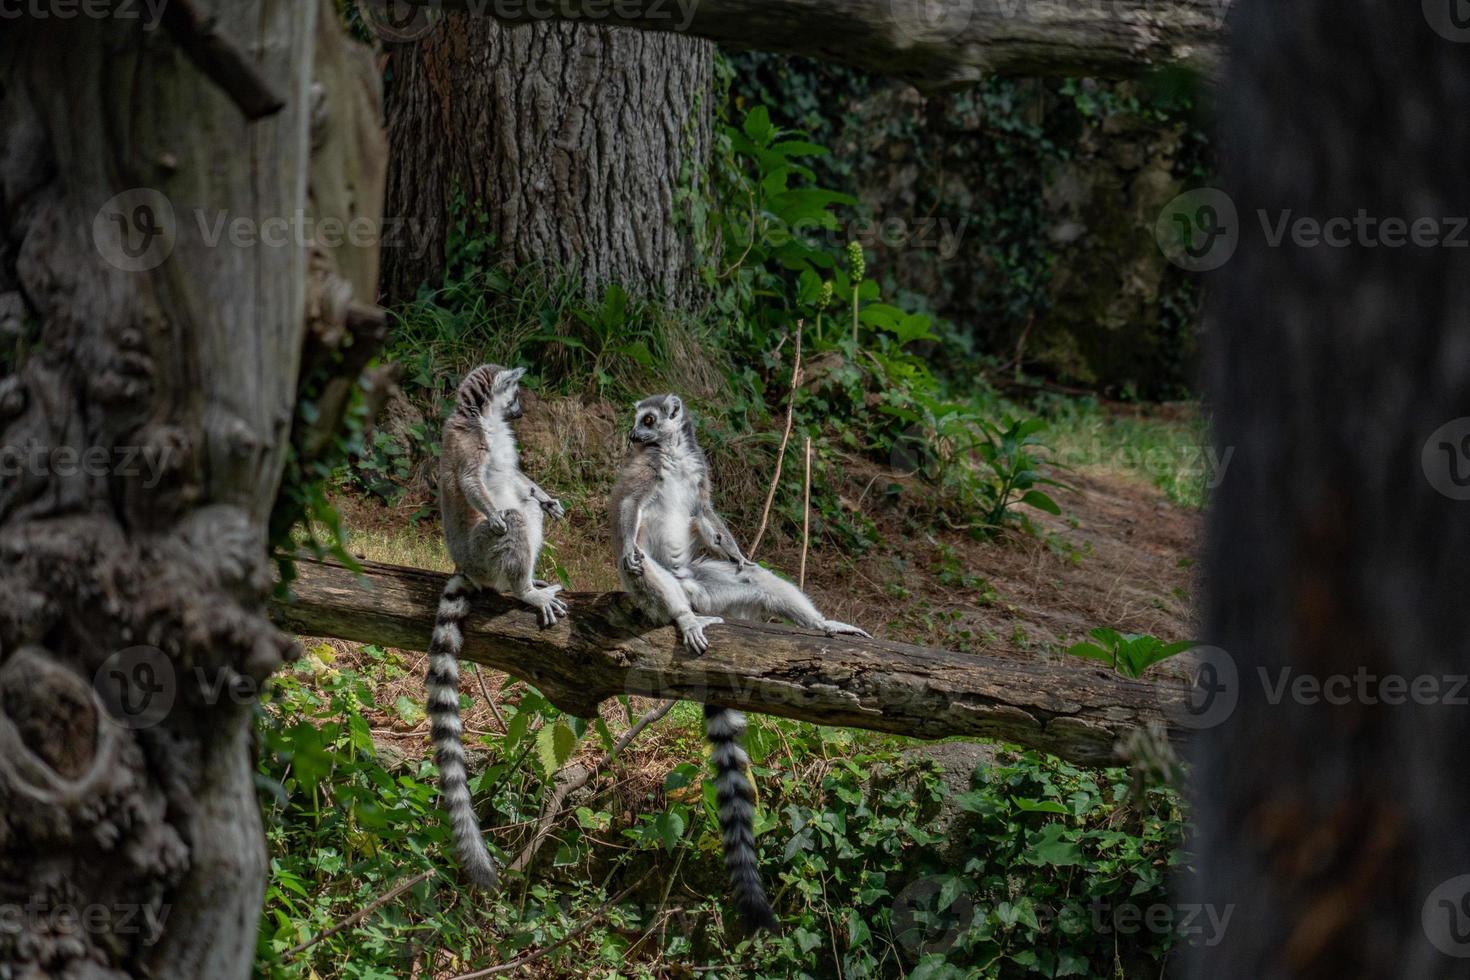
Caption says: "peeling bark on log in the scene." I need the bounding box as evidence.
[270,557,1192,767]
[417,0,1228,89]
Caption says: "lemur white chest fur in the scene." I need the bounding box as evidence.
[641,440,704,569]
[479,412,543,556]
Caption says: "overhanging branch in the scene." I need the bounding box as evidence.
[270,558,1193,767]
[413,0,1227,89]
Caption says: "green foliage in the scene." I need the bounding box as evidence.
[727,724,1191,978]
[723,52,1213,399]
[256,660,1192,978]
[1066,629,1197,678]
[707,103,1063,540]
[254,646,611,976]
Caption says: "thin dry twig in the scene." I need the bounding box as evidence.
[799,437,812,589]
[281,869,436,962]
[750,321,804,559]
[508,700,676,873]
[448,869,657,979]
[475,665,509,733]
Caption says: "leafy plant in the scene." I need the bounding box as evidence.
[1066,628,1197,678]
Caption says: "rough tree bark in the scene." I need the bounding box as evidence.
[1190,1,1470,975]
[271,557,1193,766]
[0,3,384,977]
[381,16,713,304]
[422,0,1228,90]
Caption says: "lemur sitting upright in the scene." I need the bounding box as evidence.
[427,364,566,889]
[609,393,869,929]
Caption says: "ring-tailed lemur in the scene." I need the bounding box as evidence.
[609,393,869,930]
[428,364,567,889]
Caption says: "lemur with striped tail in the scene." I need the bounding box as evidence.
[610,393,868,929]
[427,364,567,888]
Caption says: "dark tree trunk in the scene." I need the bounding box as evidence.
[1192,0,1470,974]
[381,18,713,305]
[0,3,385,977]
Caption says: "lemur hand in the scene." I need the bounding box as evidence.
[484,510,509,535]
[541,497,566,520]
[621,547,646,577]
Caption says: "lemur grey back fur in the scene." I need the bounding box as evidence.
[609,393,870,930]
[427,364,567,889]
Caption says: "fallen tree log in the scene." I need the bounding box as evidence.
[418,0,1228,90]
[270,557,1192,767]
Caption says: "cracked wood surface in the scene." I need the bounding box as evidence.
[271,557,1193,767]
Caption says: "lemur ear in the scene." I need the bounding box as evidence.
[494,367,527,392]
[666,395,682,418]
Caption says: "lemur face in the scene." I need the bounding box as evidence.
[457,364,526,422]
[629,394,683,445]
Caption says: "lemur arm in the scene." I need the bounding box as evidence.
[459,457,504,529]
[519,472,565,519]
[618,487,650,574]
[697,477,750,566]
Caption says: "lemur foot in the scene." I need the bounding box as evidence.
[822,620,870,638]
[522,584,568,627]
[676,614,723,654]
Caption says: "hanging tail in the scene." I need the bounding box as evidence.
[705,704,777,930]
[426,574,499,889]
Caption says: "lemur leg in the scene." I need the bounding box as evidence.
[627,554,723,654]
[466,512,567,627]
[685,558,870,637]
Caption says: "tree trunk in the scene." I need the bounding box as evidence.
[1192,1,1470,975]
[381,17,713,305]
[0,3,385,977]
